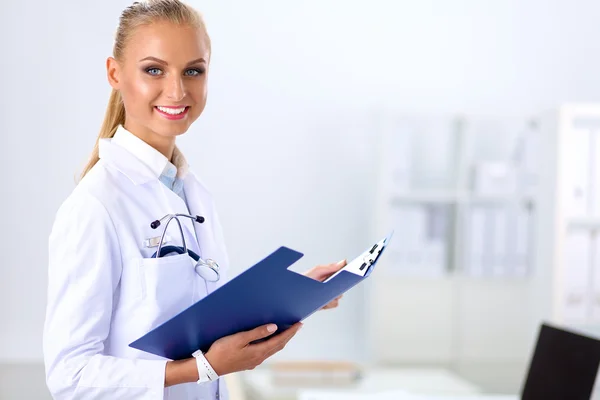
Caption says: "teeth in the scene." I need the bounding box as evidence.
[156,106,186,115]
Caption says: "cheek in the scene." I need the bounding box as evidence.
[121,77,158,112]
[189,81,208,112]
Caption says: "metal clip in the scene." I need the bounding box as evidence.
[144,234,172,248]
[360,243,383,271]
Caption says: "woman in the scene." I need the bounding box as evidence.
[42,1,345,399]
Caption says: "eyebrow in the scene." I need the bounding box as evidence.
[138,56,206,66]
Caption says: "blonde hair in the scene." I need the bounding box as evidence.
[79,0,210,180]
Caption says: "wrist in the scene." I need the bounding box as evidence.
[186,358,200,382]
[193,350,220,383]
[165,358,198,387]
[204,350,224,376]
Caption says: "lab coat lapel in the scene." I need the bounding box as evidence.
[100,139,196,248]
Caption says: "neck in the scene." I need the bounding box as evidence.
[123,120,175,161]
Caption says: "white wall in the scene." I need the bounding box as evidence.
[2,0,600,364]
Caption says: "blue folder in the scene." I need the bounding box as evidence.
[129,232,393,360]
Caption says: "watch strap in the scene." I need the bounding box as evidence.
[192,350,219,383]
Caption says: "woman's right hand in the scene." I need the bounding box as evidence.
[204,322,303,376]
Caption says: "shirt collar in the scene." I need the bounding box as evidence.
[111,125,188,179]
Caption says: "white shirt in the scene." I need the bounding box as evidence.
[112,125,187,202]
[43,125,229,400]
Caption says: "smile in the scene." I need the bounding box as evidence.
[155,106,190,120]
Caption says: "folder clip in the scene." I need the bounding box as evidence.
[360,241,385,271]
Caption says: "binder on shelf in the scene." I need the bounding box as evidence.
[564,128,590,218]
[562,231,592,323]
[491,207,508,276]
[592,234,600,322]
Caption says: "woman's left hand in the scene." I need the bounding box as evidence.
[304,259,347,310]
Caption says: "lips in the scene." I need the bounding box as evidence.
[154,105,190,120]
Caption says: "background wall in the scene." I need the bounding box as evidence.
[1,0,600,364]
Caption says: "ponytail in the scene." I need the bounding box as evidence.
[79,89,125,181]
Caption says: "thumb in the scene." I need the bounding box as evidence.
[322,259,346,272]
[241,323,278,344]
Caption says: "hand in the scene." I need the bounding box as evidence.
[304,259,347,310]
[204,322,303,376]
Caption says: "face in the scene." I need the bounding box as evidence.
[107,20,210,148]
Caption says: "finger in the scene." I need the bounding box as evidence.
[262,323,303,357]
[240,323,278,345]
[271,323,303,349]
[323,299,339,309]
[307,260,347,281]
[321,259,347,274]
[252,322,302,353]
[326,300,339,309]
[321,294,343,309]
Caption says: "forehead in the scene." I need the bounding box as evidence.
[123,20,209,63]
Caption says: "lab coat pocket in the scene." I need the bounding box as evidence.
[138,253,196,325]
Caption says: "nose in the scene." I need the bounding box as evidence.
[166,75,186,102]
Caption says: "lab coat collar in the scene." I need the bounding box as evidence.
[98,125,189,186]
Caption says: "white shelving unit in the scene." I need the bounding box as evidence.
[365,110,542,379]
[371,112,538,272]
[534,104,600,338]
[365,103,600,388]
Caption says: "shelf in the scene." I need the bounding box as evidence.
[466,195,535,206]
[557,322,600,339]
[374,266,531,281]
[567,217,600,231]
[390,191,464,204]
[390,192,534,206]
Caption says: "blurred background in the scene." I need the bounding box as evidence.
[3,0,600,399]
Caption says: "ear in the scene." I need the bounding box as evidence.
[106,57,121,90]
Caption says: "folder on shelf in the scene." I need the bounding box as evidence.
[129,232,394,360]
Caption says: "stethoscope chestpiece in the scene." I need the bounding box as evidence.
[194,259,220,282]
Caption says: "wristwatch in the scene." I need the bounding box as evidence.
[192,350,219,384]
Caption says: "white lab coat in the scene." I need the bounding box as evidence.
[43,137,230,400]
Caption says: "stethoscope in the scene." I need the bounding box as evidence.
[150,213,220,282]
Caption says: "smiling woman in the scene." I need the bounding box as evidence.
[80,1,212,177]
[42,1,347,400]
[113,22,210,139]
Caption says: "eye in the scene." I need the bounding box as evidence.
[145,67,163,76]
[185,68,205,77]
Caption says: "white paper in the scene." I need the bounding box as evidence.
[592,130,600,216]
[468,208,486,276]
[491,207,508,277]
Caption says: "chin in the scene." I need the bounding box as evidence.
[152,121,193,137]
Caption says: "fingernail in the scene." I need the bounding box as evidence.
[337,259,346,265]
[267,324,278,333]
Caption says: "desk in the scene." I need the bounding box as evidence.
[298,392,518,400]
[241,367,484,400]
